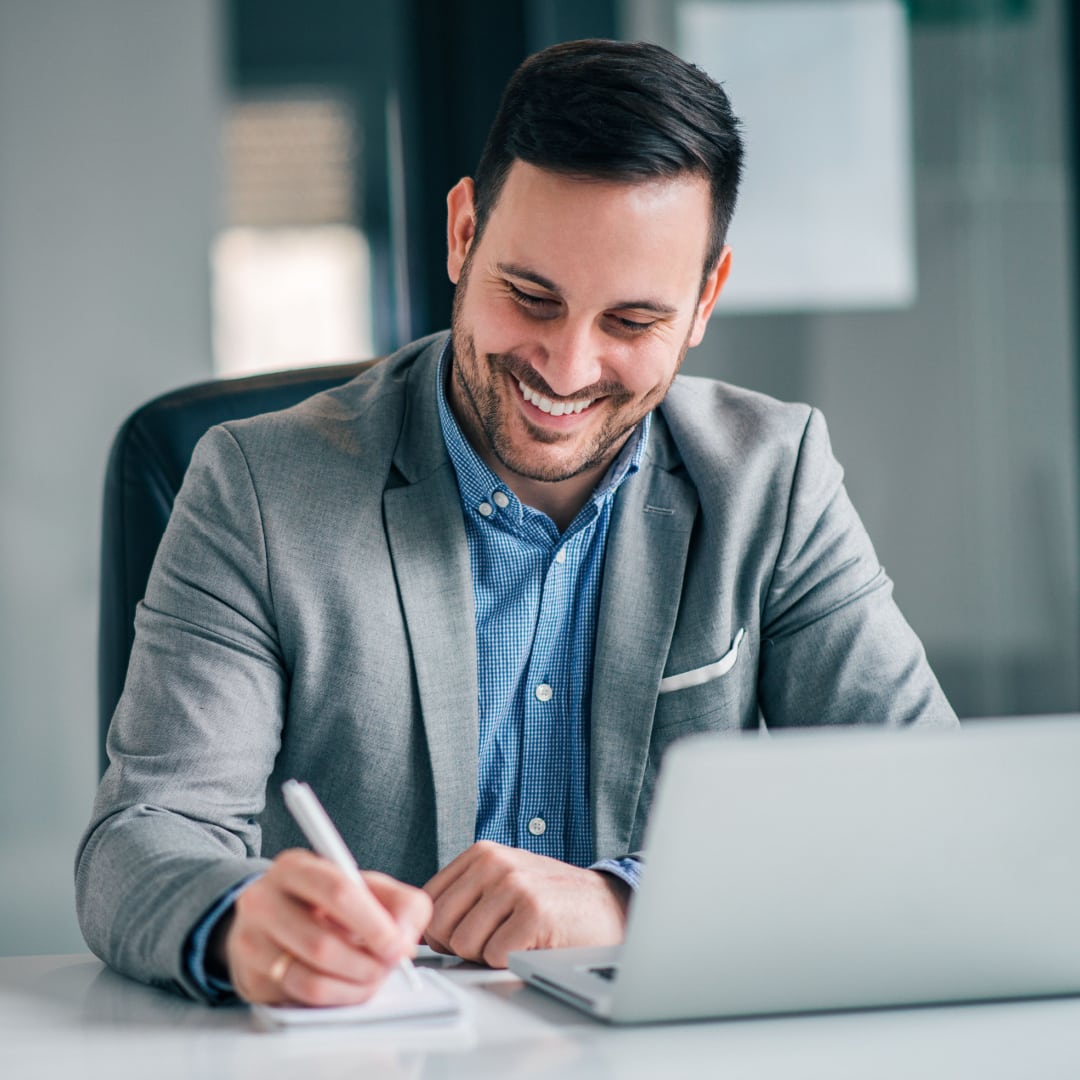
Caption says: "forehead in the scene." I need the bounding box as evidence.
[480,161,711,302]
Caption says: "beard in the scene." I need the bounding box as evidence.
[449,272,686,485]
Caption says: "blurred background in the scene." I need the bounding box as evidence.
[1,0,1076,955]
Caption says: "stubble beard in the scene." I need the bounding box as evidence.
[449,279,685,486]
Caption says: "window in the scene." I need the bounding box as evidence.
[212,90,373,375]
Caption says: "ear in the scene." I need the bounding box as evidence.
[687,246,732,348]
[446,177,477,284]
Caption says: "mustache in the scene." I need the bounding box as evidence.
[490,352,629,403]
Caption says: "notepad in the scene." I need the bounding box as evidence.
[251,968,465,1030]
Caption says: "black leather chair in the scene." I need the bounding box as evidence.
[97,359,379,775]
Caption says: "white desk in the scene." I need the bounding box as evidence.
[2,953,1080,1079]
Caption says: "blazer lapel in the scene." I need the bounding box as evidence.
[384,342,478,868]
[590,438,698,858]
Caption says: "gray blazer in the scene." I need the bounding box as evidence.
[76,332,955,999]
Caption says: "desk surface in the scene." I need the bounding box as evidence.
[2,953,1080,1079]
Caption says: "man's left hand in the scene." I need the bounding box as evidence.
[422,841,630,967]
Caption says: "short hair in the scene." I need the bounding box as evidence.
[472,39,744,287]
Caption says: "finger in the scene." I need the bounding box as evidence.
[269,850,407,961]
[424,869,488,954]
[226,884,297,1004]
[422,844,480,902]
[480,907,545,969]
[442,886,517,965]
[229,860,422,1005]
[274,953,391,1008]
[426,851,523,963]
[424,842,512,938]
[423,839,511,901]
[363,871,433,944]
[477,870,628,966]
[231,932,297,1004]
[241,884,394,987]
[226,852,410,1001]
[422,930,455,956]
[238,931,391,1008]
[224,923,309,1006]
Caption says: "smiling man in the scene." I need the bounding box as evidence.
[77,40,956,1008]
[446,164,725,529]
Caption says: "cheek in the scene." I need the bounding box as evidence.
[465,297,535,356]
[616,343,679,397]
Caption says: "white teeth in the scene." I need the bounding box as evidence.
[518,380,593,415]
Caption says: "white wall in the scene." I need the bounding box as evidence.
[0,0,223,954]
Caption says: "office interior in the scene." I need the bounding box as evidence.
[0,0,1076,959]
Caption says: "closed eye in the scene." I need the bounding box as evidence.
[506,279,658,335]
[605,313,656,335]
[507,282,558,315]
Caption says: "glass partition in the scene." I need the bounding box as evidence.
[619,0,1078,717]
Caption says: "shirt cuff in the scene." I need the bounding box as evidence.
[589,855,643,892]
[185,874,262,1002]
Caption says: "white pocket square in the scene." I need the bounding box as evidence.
[658,628,746,695]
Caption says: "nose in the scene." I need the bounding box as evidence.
[533,319,604,398]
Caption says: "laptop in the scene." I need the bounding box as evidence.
[508,717,1080,1023]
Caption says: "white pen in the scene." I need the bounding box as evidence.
[281,779,423,991]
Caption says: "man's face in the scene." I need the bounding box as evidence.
[446,161,729,488]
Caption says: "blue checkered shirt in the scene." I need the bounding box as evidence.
[188,343,646,997]
[436,343,646,888]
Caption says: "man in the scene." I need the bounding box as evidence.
[76,39,956,1007]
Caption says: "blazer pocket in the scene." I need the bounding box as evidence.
[658,628,745,695]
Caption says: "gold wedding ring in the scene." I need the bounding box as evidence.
[268,951,293,984]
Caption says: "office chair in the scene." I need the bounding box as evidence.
[97,358,379,776]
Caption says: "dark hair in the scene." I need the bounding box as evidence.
[472,39,744,288]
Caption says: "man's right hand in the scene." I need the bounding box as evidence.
[218,849,432,1006]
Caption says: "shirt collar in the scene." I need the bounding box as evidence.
[435,338,650,524]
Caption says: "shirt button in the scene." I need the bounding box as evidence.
[492,491,510,508]
[535,683,553,702]
[478,501,493,517]
[554,548,566,564]
[528,816,547,837]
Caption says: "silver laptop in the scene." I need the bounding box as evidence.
[508,717,1080,1023]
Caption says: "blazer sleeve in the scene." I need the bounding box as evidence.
[75,424,281,1000]
[758,408,956,729]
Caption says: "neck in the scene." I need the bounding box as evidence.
[444,354,627,531]
[490,460,610,532]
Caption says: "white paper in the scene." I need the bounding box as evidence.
[251,967,465,1030]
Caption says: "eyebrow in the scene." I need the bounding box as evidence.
[495,262,680,316]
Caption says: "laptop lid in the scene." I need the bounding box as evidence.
[516,717,1080,1023]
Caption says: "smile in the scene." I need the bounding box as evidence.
[517,380,594,416]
